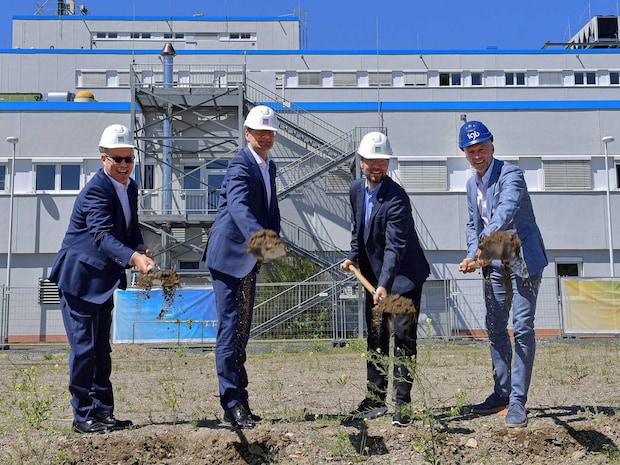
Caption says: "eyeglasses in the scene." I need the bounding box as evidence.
[361,158,388,165]
[105,155,135,164]
[249,129,275,137]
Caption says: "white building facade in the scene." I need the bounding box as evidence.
[0,10,619,342]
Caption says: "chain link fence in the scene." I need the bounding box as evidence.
[0,277,566,346]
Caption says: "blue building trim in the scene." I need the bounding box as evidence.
[1,47,619,56]
[2,100,620,112]
[270,100,620,112]
[0,102,134,111]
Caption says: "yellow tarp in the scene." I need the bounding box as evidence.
[562,279,620,333]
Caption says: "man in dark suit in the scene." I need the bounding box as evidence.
[458,121,547,427]
[341,132,430,427]
[50,124,156,434]
[205,105,281,429]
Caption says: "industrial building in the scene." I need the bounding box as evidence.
[0,2,619,343]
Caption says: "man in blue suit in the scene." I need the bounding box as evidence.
[341,132,430,427]
[50,124,156,434]
[205,105,281,429]
[458,121,548,427]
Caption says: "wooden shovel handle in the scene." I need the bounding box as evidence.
[348,264,376,294]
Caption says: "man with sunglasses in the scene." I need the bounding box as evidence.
[204,105,281,429]
[50,124,156,434]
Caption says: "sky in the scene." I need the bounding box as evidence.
[1,0,619,51]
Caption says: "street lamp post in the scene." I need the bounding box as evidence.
[602,136,615,278]
[2,136,18,349]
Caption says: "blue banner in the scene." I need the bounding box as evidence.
[112,287,217,343]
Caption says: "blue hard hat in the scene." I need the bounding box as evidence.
[458,121,493,150]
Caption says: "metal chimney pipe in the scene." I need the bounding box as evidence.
[160,43,176,216]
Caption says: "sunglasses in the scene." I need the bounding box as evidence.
[105,155,135,164]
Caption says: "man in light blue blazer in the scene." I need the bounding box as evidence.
[458,121,548,427]
[50,124,156,434]
[342,132,430,427]
[205,105,281,429]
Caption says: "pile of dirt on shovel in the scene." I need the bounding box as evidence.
[136,270,183,319]
[247,229,286,259]
[478,230,522,263]
[372,294,417,330]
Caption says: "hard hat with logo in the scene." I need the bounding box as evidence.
[244,105,279,131]
[98,124,136,149]
[357,131,393,159]
[458,121,493,150]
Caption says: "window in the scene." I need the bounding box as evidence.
[403,72,427,86]
[184,166,204,214]
[0,165,5,190]
[143,164,155,190]
[78,71,107,87]
[229,33,252,40]
[36,164,81,191]
[369,72,392,87]
[471,72,483,86]
[611,72,620,85]
[164,33,172,39]
[60,165,80,190]
[178,261,200,270]
[399,161,447,191]
[505,72,526,86]
[557,263,579,277]
[439,72,461,86]
[174,33,184,39]
[333,72,357,87]
[542,160,591,190]
[539,72,562,86]
[36,165,55,191]
[574,71,596,85]
[297,72,321,87]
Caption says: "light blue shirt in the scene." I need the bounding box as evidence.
[364,181,381,236]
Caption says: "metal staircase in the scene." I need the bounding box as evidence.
[130,63,375,340]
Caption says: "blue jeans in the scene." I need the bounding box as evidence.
[483,265,543,407]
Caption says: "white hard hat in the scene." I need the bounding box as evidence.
[98,124,136,149]
[244,105,278,131]
[357,132,392,159]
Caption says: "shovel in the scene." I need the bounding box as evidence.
[347,264,417,330]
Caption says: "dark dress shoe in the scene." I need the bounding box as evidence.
[243,404,262,422]
[248,411,262,422]
[73,419,107,434]
[96,413,117,426]
[224,404,255,429]
[96,413,134,429]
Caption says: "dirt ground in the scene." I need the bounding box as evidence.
[1,338,619,465]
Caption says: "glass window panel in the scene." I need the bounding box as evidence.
[60,165,80,190]
[183,166,201,189]
[36,165,56,191]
